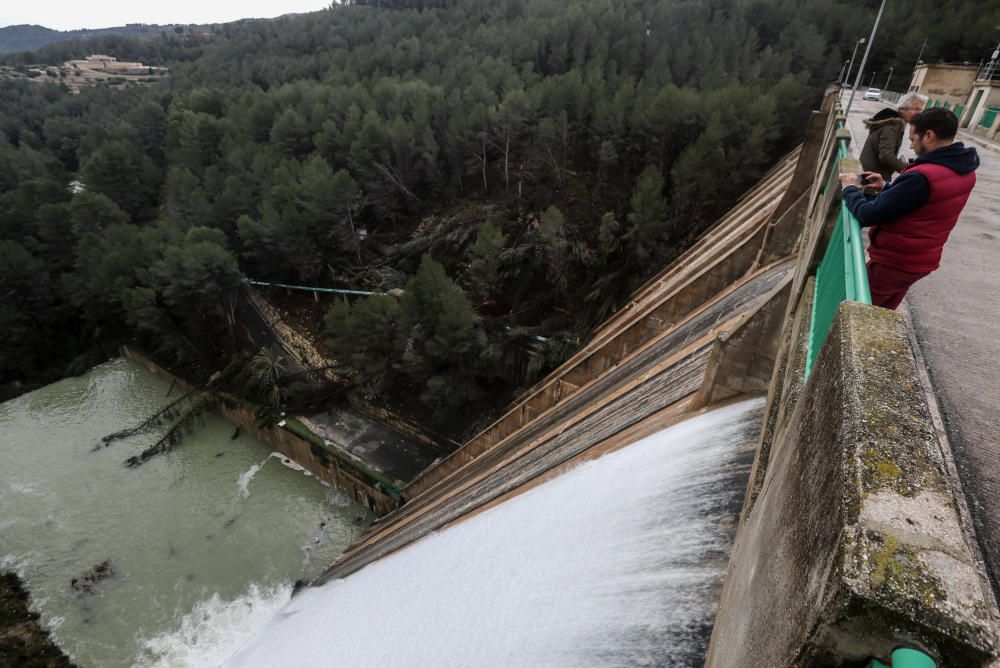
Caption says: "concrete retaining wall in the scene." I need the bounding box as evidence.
[706,303,998,666]
[120,347,398,516]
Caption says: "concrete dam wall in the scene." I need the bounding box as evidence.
[303,90,999,666]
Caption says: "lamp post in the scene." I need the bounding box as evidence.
[912,38,927,83]
[885,66,894,91]
[845,37,866,91]
[984,33,1000,81]
[847,0,887,116]
[839,60,850,84]
[869,71,877,88]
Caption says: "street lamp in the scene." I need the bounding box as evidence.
[845,37,866,89]
[869,71,877,88]
[885,66,894,90]
[839,60,850,84]
[984,30,1000,81]
[912,38,927,83]
[847,0,887,116]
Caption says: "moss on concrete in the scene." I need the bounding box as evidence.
[283,417,402,497]
[839,304,943,501]
[865,535,945,607]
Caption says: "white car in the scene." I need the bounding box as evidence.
[863,87,881,101]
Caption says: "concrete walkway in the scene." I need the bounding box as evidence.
[841,91,1000,599]
[301,407,438,485]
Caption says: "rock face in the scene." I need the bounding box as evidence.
[70,560,114,595]
[0,572,75,667]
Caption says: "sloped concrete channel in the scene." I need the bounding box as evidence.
[392,260,791,508]
[317,346,713,583]
[321,246,795,580]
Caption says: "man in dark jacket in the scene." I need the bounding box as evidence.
[859,92,927,180]
[839,108,979,310]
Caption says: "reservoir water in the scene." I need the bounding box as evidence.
[0,358,372,667]
[227,398,763,667]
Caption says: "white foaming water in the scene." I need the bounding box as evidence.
[268,451,315,478]
[223,398,763,668]
[237,460,267,498]
[239,453,319,497]
[136,584,292,668]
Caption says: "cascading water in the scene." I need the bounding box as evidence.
[225,397,764,667]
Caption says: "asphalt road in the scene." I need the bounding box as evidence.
[842,91,1000,599]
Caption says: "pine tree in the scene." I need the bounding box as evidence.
[467,220,507,303]
[398,255,485,412]
[626,165,670,265]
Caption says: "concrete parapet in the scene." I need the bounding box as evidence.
[691,278,791,410]
[741,277,814,519]
[707,302,998,666]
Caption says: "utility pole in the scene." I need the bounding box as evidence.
[846,37,866,91]
[847,0,887,117]
[885,66,894,91]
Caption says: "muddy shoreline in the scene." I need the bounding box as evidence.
[0,572,75,667]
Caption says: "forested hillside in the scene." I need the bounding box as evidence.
[1,0,994,429]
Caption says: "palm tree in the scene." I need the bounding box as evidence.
[250,347,286,409]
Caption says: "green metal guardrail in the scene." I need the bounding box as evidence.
[805,113,872,376]
[980,106,1000,129]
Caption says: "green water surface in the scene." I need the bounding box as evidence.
[0,358,371,666]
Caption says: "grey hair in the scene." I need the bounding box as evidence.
[899,92,929,110]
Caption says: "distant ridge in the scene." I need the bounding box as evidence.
[0,22,214,55]
[0,13,309,55]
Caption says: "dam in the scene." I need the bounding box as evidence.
[227,88,998,665]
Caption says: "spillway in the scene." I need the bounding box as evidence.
[225,398,763,667]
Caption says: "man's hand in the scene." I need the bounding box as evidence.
[839,172,862,190]
[860,171,885,192]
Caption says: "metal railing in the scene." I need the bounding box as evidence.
[976,61,1000,82]
[805,110,872,376]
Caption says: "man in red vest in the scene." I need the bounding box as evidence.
[839,108,979,310]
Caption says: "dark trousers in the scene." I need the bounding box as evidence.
[866,261,930,310]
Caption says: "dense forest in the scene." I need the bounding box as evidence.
[1,0,996,431]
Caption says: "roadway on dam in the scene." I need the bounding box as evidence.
[842,91,1000,600]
